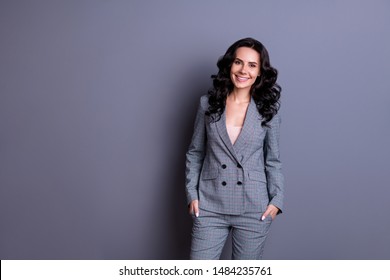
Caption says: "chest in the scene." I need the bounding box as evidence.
[205,105,267,151]
[225,101,249,127]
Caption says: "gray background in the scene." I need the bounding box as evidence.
[1,0,389,259]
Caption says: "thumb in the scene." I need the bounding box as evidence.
[261,210,270,221]
[193,202,199,217]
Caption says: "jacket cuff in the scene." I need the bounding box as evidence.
[186,191,199,206]
[269,197,284,214]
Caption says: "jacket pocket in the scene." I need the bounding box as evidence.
[201,169,219,180]
[248,171,267,183]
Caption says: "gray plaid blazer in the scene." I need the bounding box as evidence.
[185,95,284,215]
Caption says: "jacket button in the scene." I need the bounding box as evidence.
[222,164,227,169]
[237,181,242,185]
[222,181,227,186]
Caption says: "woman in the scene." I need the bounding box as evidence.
[185,38,284,260]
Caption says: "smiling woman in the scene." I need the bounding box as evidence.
[230,48,260,90]
[185,38,284,260]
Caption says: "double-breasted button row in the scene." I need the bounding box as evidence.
[220,163,243,186]
[221,181,243,186]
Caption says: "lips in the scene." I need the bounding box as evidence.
[235,75,250,82]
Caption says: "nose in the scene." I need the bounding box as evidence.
[239,63,248,74]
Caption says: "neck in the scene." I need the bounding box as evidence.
[229,88,251,104]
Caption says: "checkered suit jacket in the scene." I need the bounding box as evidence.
[185,95,284,215]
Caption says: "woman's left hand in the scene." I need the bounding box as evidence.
[261,204,279,221]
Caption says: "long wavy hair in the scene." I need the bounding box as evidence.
[206,38,281,126]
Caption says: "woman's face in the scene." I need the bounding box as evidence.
[230,47,260,91]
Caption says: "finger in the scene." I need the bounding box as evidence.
[194,202,199,217]
[261,210,270,221]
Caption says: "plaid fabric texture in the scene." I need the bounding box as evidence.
[185,95,285,215]
[190,207,273,260]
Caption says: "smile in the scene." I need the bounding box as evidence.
[235,75,250,82]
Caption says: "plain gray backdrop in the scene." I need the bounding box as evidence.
[1,0,389,259]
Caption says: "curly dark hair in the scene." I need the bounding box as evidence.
[206,37,281,126]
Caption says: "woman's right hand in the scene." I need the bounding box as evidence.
[188,200,199,217]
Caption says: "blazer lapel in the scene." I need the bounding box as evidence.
[215,110,240,163]
[233,97,262,160]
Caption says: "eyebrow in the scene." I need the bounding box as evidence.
[234,57,258,65]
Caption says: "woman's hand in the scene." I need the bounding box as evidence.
[188,200,199,217]
[261,204,279,220]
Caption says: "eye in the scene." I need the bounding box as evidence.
[249,63,257,68]
[234,60,241,65]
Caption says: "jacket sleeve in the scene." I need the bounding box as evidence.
[264,112,285,213]
[185,96,207,205]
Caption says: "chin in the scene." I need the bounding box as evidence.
[234,83,251,89]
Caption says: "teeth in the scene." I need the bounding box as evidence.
[236,76,249,81]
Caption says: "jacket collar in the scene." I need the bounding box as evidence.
[215,96,262,164]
